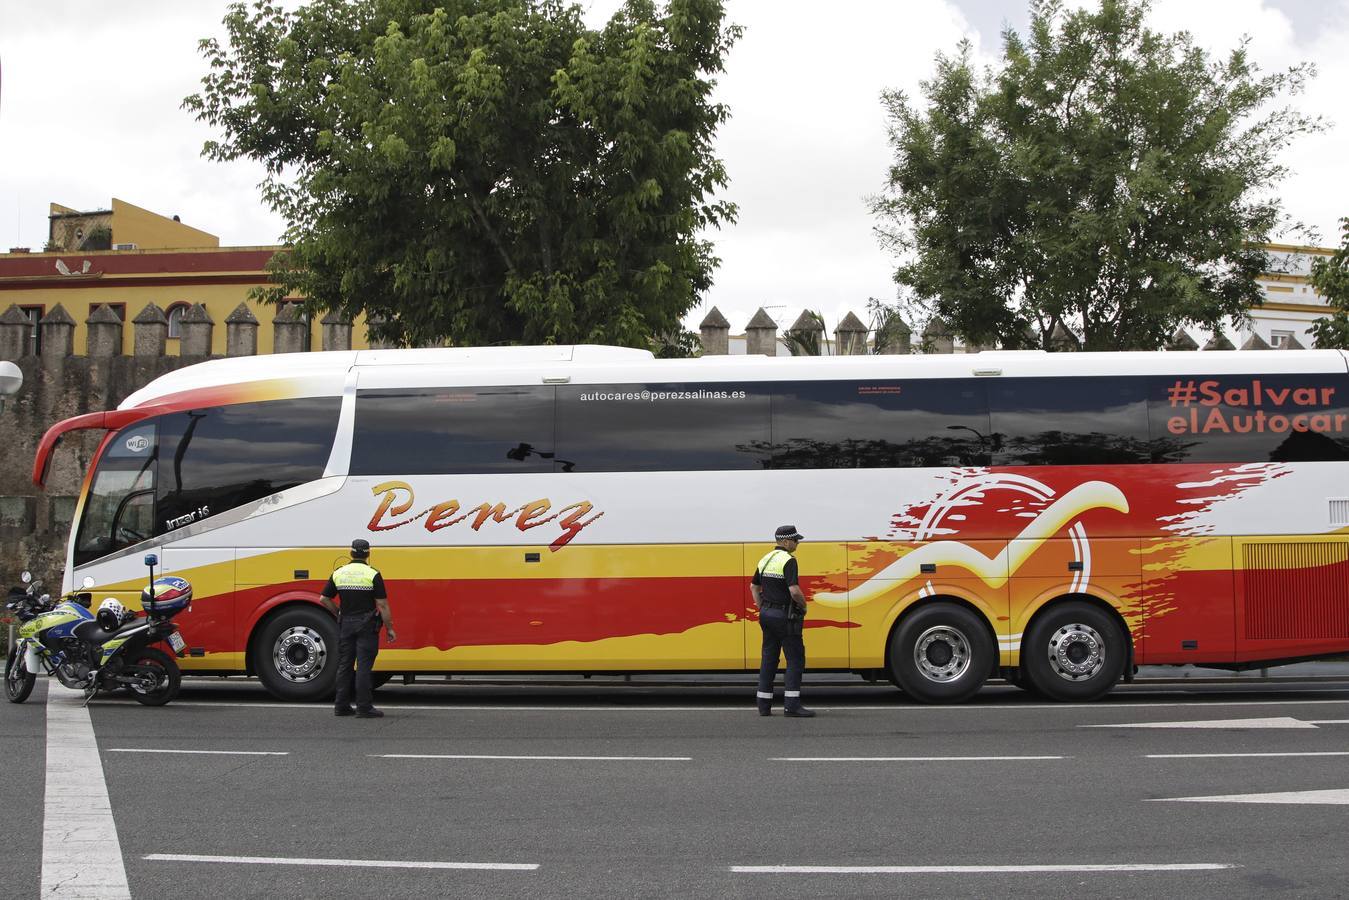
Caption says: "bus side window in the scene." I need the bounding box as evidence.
[990,377,1150,466]
[351,386,556,475]
[155,397,340,534]
[1147,373,1349,464]
[555,383,770,472]
[769,379,990,469]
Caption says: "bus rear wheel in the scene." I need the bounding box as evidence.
[1020,601,1127,702]
[253,606,338,701]
[888,603,994,704]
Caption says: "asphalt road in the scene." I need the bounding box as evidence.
[7,676,1349,899]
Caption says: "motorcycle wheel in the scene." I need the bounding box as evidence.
[127,647,181,707]
[5,649,36,704]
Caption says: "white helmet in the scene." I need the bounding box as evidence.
[96,598,128,630]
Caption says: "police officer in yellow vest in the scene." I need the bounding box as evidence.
[751,525,815,717]
[319,539,396,718]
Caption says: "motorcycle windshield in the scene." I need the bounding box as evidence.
[73,421,157,567]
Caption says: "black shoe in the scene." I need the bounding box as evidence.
[355,707,384,718]
[334,706,355,717]
[758,706,773,717]
[784,706,816,718]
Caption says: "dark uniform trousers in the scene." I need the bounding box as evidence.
[757,605,805,710]
[334,611,380,711]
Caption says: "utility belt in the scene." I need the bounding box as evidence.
[761,599,803,618]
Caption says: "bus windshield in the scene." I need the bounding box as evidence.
[74,421,157,566]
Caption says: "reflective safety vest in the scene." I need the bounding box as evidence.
[332,561,379,590]
[755,549,792,580]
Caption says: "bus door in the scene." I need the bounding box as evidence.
[70,423,159,608]
[746,541,849,670]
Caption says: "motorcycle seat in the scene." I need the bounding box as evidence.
[71,618,150,646]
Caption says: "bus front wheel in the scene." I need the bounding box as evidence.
[1020,602,1127,702]
[887,603,994,704]
[253,606,338,701]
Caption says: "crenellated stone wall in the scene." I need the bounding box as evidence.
[696,306,1296,357]
[0,301,368,587]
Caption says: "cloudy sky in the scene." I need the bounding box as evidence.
[2,0,1346,338]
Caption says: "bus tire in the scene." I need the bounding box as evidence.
[887,603,994,704]
[1021,601,1127,702]
[253,606,338,702]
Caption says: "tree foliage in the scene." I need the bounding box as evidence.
[185,0,739,348]
[871,0,1322,351]
[783,310,826,356]
[1308,220,1349,349]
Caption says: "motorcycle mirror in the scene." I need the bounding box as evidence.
[82,576,95,589]
[144,554,158,567]
[20,571,31,584]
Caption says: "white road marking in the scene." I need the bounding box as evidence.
[373,754,691,761]
[145,853,537,870]
[731,863,1236,874]
[1147,752,1349,759]
[1306,719,1349,724]
[106,748,288,756]
[771,756,1064,762]
[1150,789,1349,805]
[1083,716,1318,729]
[43,688,131,899]
[97,697,1349,712]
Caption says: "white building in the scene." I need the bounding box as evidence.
[1242,242,1338,349]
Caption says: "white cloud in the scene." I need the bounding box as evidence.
[681,1,979,334]
[0,0,285,248]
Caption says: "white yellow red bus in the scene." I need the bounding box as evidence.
[32,344,1349,702]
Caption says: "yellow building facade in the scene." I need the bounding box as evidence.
[2,199,369,357]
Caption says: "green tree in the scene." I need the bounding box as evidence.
[871,0,1322,351]
[783,310,826,356]
[1308,219,1349,348]
[185,0,738,348]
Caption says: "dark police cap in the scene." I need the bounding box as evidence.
[774,525,804,541]
[351,538,371,556]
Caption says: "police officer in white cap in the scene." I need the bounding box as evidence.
[750,525,814,717]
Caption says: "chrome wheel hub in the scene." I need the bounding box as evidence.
[1046,623,1105,681]
[913,626,972,683]
[274,626,327,683]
